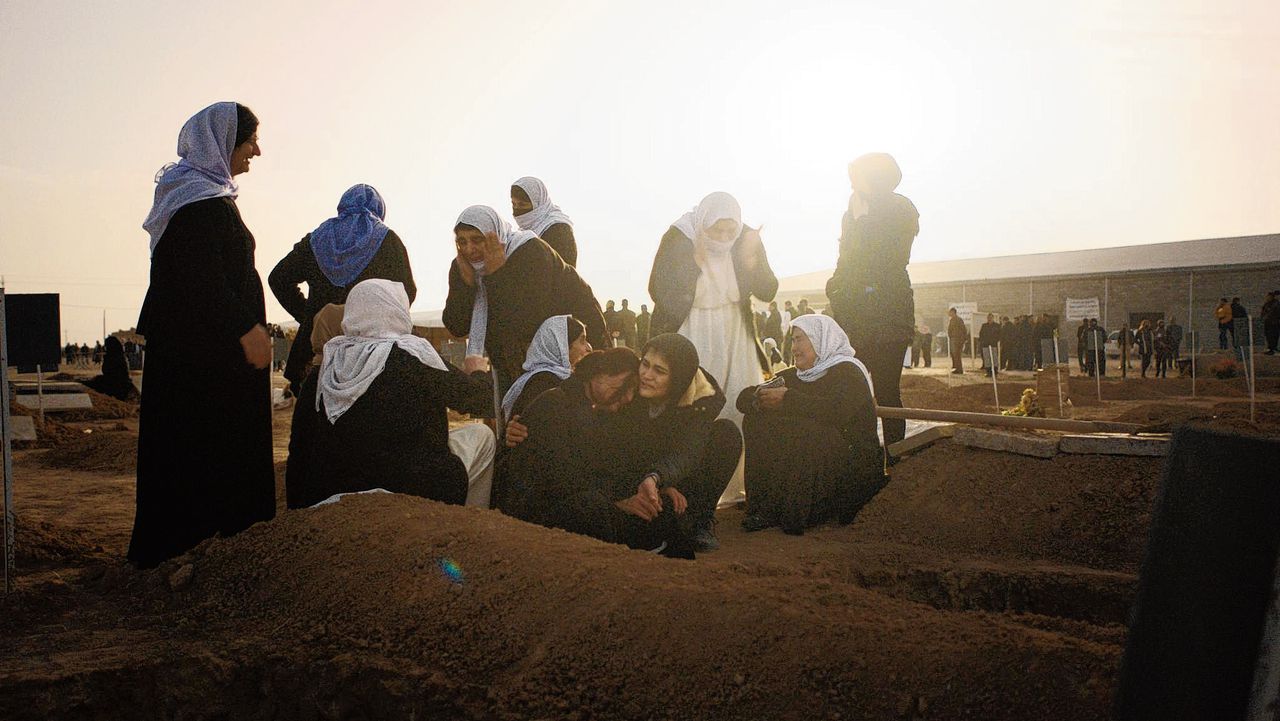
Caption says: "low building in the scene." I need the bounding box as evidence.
[775,233,1279,349]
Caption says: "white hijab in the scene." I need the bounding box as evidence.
[790,314,874,397]
[316,279,447,424]
[142,102,240,253]
[500,314,573,420]
[456,205,538,355]
[512,176,573,235]
[672,191,742,308]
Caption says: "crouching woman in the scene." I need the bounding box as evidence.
[738,314,885,535]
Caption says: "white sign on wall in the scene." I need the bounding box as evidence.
[1065,297,1101,321]
[947,302,979,335]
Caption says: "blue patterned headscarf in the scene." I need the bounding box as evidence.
[310,184,391,287]
[143,102,239,253]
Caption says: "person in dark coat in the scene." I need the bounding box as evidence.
[63,343,76,366]
[978,313,1000,374]
[269,184,416,394]
[284,303,342,509]
[617,299,638,348]
[511,176,577,267]
[1263,291,1280,355]
[130,102,273,568]
[946,308,968,374]
[444,205,607,394]
[603,300,620,346]
[636,304,652,348]
[825,153,918,448]
[1134,319,1155,378]
[500,348,682,551]
[1153,320,1172,379]
[1230,297,1248,349]
[614,333,741,552]
[307,280,495,507]
[764,301,784,347]
[738,315,883,535]
[1166,317,1184,361]
[84,336,139,402]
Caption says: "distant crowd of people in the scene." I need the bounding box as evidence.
[126,102,913,568]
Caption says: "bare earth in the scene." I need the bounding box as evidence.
[1,361,1276,720]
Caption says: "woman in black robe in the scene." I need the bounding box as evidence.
[283,303,342,509]
[308,280,494,506]
[84,336,138,402]
[511,176,578,266]
[130,102,274,568]
[739,314,884,535]
[269,184,416,394]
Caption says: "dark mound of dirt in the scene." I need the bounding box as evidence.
[10,516,109,567]
[9,404,81,449]
[54,388,139,422]
[39,431,137,474]
[1,495,1123,721]
[1114,400,1280,435]
[855,441,1159,573]
[900,375,1039,414]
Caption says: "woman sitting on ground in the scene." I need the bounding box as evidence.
[501,315,593,422]
[306,279,496,507]
[614,333,742,552]
[84,336,139,402]
[738,314,884,535]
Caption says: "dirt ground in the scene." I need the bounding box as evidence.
[1,365,1277,720]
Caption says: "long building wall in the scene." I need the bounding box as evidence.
[775,264,1276,350]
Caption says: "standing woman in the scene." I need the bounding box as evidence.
[269,184,415,394]
[130,102,273,568]
[1134,319,1155,378]
[443,205,607,393]
[511,176,577,266]
[825,153,919,450]
[648,191,778,504]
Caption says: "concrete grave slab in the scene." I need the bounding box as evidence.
[1059,433,1171,457]
[953,426,1059,458]
[888,424,955,458]
[9,415,37,441]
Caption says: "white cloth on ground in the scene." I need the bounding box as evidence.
[449,423,496,507]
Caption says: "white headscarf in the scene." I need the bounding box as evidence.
[456,205,538,356]
[790,314,874,396]
[143,102,241,253]
[500,314,573,420]
[512,176,574,235]
[316,279,447,424]
[671,191,743,308]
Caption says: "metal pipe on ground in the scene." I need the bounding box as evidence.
[877,406,1144,435]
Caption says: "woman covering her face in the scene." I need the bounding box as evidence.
[738,314,885,535]
[443,205,607,394]
[647,192,779,506]
[511,176,577,267]
[269,183,417,395]
[130,101,275,568]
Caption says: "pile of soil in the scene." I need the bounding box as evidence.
[8,515,109,567]
[54,388,139,422]
[39,430,138,474]
[0,493,1120,721]
[855,441,1158,573]
[1114,400,1280,435]
[9,404,81,449]
[900,376,1021,413]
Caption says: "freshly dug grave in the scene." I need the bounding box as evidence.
[1114,400,1280,435]
[6,515,110,567]
[38,430,138,475]
[854,441,1158,574]
[8,404,81,449]
[0,494,1121,721]
[53,388,139,422]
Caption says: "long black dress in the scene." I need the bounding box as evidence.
[129,197,275,568]
[268,231,416,392]
[737,363,884,533]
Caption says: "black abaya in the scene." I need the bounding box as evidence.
[130,197,275,568]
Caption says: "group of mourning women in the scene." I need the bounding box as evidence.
[129,101,913,567]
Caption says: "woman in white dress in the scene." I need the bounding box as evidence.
[647,191,778,504]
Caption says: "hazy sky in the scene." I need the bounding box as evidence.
[2,0,1277,342]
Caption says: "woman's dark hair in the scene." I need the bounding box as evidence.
[641,333,699,401]
[575,347,638,380]
[566,317,587,346]
[234,103,259,147]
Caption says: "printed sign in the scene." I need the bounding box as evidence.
[1065,297,1101,321]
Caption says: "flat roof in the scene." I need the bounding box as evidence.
[778,233,1280,292]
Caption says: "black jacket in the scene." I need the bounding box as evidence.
[647,226,778,370]
[269,231,416,387]
[540,222,577,267]
[443,238,607,384]
[616,368,726,492]
[826,193,919,346]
